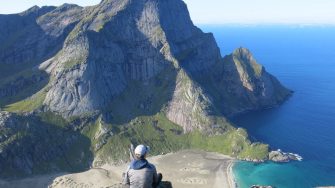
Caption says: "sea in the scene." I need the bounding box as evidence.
[200,25,335,188]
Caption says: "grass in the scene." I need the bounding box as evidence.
[38,111,70,128]
[186,128,268,160]
[76,67,269,164]
[0,60,270,177]
[81,112,269,166]
[0,62,37,81]
[0,113,93,178]
[238,143,269,160]
[0,110,268,178]
[4,88,47,112]
[0,64,49,107]
[62,55,86,70]
[87,113,187,164]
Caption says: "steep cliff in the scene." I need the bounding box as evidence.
[194,47,292,116]
[0,4,84,106]
[40,0,222,120]
[0,0,291,177]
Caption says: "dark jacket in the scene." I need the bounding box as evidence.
[123,159,158,188]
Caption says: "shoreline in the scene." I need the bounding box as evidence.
[227,161,238,188]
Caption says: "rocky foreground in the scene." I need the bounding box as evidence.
[0,150,235,188]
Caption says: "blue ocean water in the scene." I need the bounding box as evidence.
[201,25,335,188]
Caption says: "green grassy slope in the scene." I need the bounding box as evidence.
[82,113,268,166]
[1,66,269,174]
[0,113,93,178]
[2,110,268,178]
[0,66,49,108]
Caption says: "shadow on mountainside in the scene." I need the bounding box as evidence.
[179,52,292,118]
[81,1,178,125]
[0,113,93,179]
[0,8,80,107]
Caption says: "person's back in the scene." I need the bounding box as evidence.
[123,145,162,188]
[126,159,157,188]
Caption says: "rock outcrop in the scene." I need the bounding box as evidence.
[194,47,292,116]
[269,149,302,162]
[166,70,216,132]
[251,186,274,188]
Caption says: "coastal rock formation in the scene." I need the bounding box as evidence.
[0,0,292,177]
[269,150,290,162]
[251,186,274,188]
[269,150,302,162]
[195,47,292,116]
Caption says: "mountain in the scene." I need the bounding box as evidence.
[0,0,291,178]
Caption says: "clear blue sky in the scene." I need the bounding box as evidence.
[1,0,334,24]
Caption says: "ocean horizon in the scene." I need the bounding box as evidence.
[200,25,335,188]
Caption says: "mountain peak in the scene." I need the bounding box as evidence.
[57,3,82,11]
[233,47,263,78]
[233,47,252,56]
[0,0,292,177]
[21,5,40,14]
[19,5,56,17]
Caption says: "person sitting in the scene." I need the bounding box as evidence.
[122,144,162,188]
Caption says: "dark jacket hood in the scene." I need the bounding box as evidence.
[130,159,149,170]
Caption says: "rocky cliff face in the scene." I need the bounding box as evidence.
[40,0,221,119]
[0,4,84,106]
[0,0,291,177]
[194,47,292,116]
[0,0,290,125]
[0,4,82,67]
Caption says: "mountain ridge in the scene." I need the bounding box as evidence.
[0,0,291,178]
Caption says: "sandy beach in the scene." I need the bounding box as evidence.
[0,150,236,188]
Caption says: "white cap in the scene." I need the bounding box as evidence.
[134,145,149,157]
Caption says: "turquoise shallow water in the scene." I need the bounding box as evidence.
[201,25,335,188]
